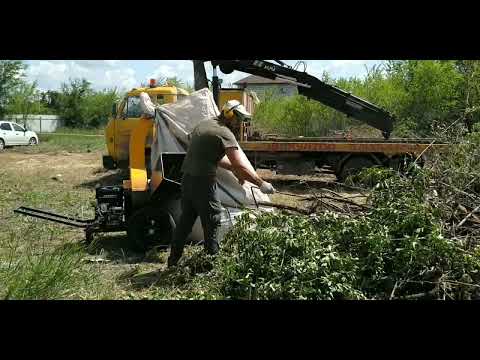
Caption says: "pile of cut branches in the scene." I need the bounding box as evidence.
[200,128,480,300]
[429,130,480,245]
[259,183,370,216]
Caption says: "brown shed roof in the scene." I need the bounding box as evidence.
[233,75,291,85]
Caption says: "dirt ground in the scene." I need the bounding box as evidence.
[2,150,123,188]
[0,149,365,299]
[3,149,360,214]
[3,151,102,177]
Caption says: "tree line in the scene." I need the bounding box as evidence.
[253,60,480,138]
[2,60,480,135]
[0,61,193,128]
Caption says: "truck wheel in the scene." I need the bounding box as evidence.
[338,155,376,182]
[102,155,117,170]
[85,228,95,245]
[29,137,37,145]
[389,155,417,174]
[127,205,176,253]
[0,139,4,151]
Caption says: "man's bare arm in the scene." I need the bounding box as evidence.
[224,147,264,187]
[218,155,234,171]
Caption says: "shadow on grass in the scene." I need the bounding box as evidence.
[54,237,142,264]
[77,169,128,189]
[118,250,214,291]
[118,267,188,291]
[84,233,149,264]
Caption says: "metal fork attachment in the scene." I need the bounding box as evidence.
[14,207,94,228]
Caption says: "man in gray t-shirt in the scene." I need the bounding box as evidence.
[181,118,239,177]
[168,100,275,267]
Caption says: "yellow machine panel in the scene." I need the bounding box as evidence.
[218,89,257,115]
[219,89,243,109]
[104,85,189,169]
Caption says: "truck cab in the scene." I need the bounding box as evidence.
[103,81,189,169]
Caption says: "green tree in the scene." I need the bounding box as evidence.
[40,90,62,112]
[57,78,93,127]
[56,79,119,128]
[455,60,480,131]
[0,60,27,117]
[386,60,463,135]
[81,89,119,127]
[253,61,469,138]
[6,81,51,122]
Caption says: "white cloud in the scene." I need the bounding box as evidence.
[28,61,68,84]
[147,60,193,84]
[104,60,120,67]
[69,61,89,76]
[302,60,381,79]
[209,60,381,85]
[74,60,120,69]
[147,61,249,87]
[26,60,138,93]
[24,60,382,93]
[105,68,137,90]
[145,60,382,88]
[331,60,366,67]
[150,64,177,79]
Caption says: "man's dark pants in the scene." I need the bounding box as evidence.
[169,174,223,265]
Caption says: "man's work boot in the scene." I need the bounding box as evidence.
[167,248,182,268]
[167,255,180,268]
[205,242,219,256]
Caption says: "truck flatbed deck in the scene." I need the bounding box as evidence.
[241,138,448,155]
[247,136,441,144]
[240,137,449,179]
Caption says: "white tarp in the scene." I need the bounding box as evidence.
[150,88,271,208]
[142,88,272,242]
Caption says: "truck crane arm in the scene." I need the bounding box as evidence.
[196,60,394,139]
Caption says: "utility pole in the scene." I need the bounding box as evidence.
[193,61,208,91]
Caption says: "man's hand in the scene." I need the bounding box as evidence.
[260,181,276,194]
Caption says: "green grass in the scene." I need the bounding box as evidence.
[0,238,101,300]
[39,133,105,153]
[53,127,105,135]
[252,94,361,138]
[2,125,478,300]
[0,151,224,300]
[9,132,106,154]
[0,140,186,300]
[0,132,114,299]
[0,162,110,299]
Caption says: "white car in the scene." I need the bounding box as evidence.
[0,121,39,150]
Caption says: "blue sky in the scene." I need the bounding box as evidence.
[24,60,383,92]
